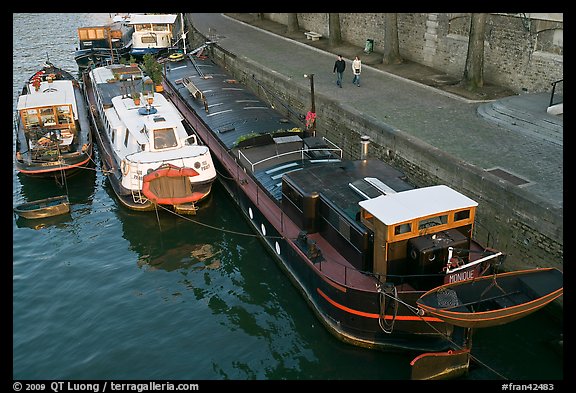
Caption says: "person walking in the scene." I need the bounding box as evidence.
[333,55,346,88]
[352,55,362,87]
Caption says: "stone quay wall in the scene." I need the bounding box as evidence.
[266,13,563,95]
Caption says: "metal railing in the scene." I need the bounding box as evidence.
[237,138,343,173]
[549,79,563,107]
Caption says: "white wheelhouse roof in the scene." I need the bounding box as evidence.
[358,185,478,226]
[17,80,78,119]
[128,14,177,25]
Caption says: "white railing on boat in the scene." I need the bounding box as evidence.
[445,246,503,274]
[237,137,343,173]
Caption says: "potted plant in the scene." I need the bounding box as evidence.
[132,91,141,105]
[143,54,164,92]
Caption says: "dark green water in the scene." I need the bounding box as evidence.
[12,13,563,382]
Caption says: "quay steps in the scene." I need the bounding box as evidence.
[477,93,563,147]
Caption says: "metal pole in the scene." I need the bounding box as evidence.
[304,73,316,137]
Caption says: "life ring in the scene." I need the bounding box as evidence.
[121,159,129,175]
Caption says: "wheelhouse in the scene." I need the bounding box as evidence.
[359,185,477,288]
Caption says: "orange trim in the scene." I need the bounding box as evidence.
[17,157,92,174]
[317,288,443,322]
[419,290,563,323]
[410,348,470,365]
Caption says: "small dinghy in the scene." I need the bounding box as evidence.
[13,195,70,219]
[416,268,563,328]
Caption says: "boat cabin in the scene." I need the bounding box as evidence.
[77,18,133,53]
[359,185,477,288]
[17,79,78,149]
[128,14,177,56]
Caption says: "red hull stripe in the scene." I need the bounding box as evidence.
[317,288,443,322]
[17,157,91,174]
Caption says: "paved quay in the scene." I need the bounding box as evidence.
[187,13,563,211]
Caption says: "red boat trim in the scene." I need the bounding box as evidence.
[17,157,92,174]
[141,164,202,205]
[317,288,443,322]
[410,348,470,366]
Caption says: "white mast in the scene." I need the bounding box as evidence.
[181,13,187,55]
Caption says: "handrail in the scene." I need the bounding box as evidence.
[238,145,343,172]
[549,79,563,107]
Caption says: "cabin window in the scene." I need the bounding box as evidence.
[124,129,130,147]
[153,25,169,32]
[394,223,412,235]
[23,109,40,128]
[141,36,157,44]
[153,128,178,149]
[418,214,448,230]
[454,209,470,222]
[57,105,72,126]
[40,107,56,126]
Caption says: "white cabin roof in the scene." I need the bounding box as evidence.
[128,14,177,25]
[110,93,184,145]
[358,185,478,226]
[17,80,78,119]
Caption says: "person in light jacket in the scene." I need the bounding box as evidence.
[352,56,362,87]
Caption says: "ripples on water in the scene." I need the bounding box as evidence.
[13,13,562,381]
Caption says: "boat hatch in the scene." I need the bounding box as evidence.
[349,177,396,200]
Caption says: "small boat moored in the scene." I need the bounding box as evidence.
[14,61,93,180]
[416,267,563,328]
[13,195,70,220]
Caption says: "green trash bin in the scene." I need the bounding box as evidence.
[364,39,374,54]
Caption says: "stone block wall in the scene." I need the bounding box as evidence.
[281,13,563,94]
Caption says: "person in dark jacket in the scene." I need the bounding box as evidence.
[333,55,346,88]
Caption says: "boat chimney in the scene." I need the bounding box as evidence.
[360,135,370,160]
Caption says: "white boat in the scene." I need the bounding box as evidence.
[127,14,178,58]
[82,63,216,214]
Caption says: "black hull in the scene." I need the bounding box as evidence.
[162,57,464,353]
[218,168,461,352]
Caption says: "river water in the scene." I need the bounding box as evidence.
[12,13,564,382]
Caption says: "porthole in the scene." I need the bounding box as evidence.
[261,223,266,236]
[275,241,281,255]
[249,207,253,220]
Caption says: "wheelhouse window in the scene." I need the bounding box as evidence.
[454,209,471,222]
[153,128,178,149]
[418,214,448,230]
[56,105,74,127]
[22,108,39,128]
[40,107,56,126]
[141,36,157,44]
[394,223,412,235]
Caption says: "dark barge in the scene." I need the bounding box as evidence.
[161,47,563,379]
